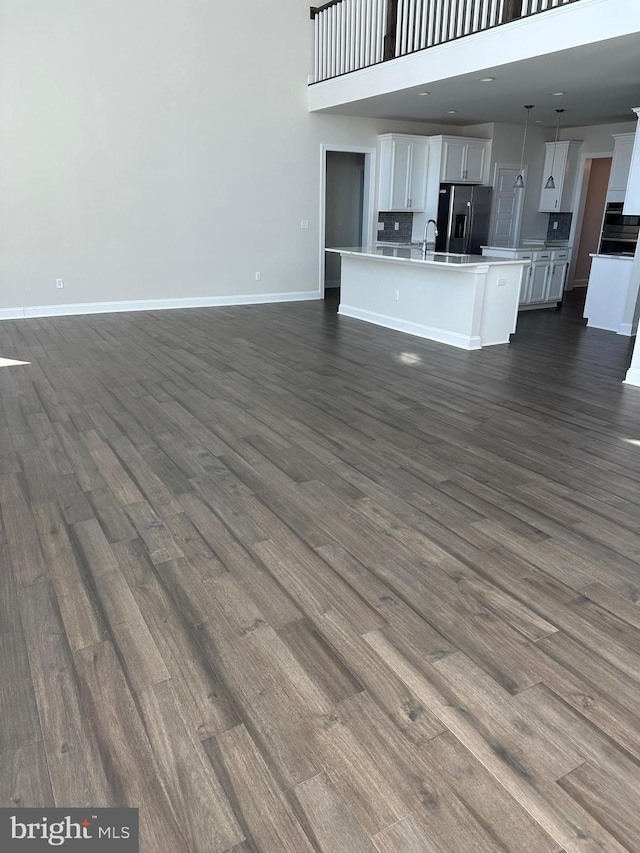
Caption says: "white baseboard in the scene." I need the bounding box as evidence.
[338,304,481,350]
[624,366,640,387]
[0,290,321,321]
[586,319,618,333]
[519,300,560,312]
[618,322,638,337]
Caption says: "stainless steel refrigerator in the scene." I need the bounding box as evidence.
[435,184,492,255]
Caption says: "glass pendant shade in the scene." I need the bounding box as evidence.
[545,109,564,192]
[514,105,534,189]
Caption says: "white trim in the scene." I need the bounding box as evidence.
[338,304,482,350]
[320,143,377,296]
[0,291,321,321]
[618,321,638,337]
[567,150,613,288]
[0,308,26,320]
[586,319,618,332]
[624,366,640,386]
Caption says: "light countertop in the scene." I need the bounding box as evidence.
[481,243,570,252]
[590,253,635,261]
[327,246,529,267]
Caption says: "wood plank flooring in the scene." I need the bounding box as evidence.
[2,290,640,851]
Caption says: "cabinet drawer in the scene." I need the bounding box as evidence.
[533,251,552,260]
[552,251,569,260]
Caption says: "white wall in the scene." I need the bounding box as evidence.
[3,2,638,315]
[0,0,457,314]
[560,120,637,151]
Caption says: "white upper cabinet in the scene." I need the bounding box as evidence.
[378,134,430,212]
[538,140,582,212]
[623,108,640,215]
[441,138,489,183]
[607,132,635,203]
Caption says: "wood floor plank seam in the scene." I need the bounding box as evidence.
[3,292,640,850]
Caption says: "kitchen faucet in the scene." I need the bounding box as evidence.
[422,219,438,258]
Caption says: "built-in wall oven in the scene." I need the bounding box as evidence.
[599,202,640,256]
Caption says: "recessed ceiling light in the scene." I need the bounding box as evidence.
[478,77,495,82]
[447,110,458,114]
[551,92,565,96]
[417,91,430,96]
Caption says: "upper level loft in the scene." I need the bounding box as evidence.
[308,0,640,126]
[310,0,579,84]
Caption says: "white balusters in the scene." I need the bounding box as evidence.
[311,0,580,82]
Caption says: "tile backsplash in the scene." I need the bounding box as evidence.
[547,212,572,241]
[377,212,413,242]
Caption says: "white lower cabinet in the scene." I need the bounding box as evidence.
[481,247,570,308]
[547,254,569,302]
[528,253,552,303]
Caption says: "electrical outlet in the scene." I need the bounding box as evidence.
[394,222,400,231]
[56,278,64,289]
[498,278,507,287]
[255,272,261,281]
[553,220,559,230]
[394,289,400,301]
[377,221,384,231]
[300,220,309,230]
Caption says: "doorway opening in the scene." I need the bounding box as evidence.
[320,145,376,299]
[569,156,612,291]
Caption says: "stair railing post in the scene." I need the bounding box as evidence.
[383,0,398,60]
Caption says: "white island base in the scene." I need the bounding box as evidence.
[332,248,527,350]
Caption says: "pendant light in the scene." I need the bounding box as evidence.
[514,105,534,189]
[544,109,565,190]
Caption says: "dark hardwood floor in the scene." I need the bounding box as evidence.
[2,290,640,852]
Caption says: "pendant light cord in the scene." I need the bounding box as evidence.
[515,105,534,188]
[547,109,565,187]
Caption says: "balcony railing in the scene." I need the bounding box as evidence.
[310,0,583,83]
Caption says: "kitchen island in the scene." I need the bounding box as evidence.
[585,254,638,336]
[327,245,529,350]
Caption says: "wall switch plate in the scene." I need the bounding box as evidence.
[394,222,400,231]
[56,278,64,289]
[301,220,309,229]
[377,221,384,231]
[553,221,559,230]
[394,289,400,301]
[498,278,507,287]
[255,272,261,281]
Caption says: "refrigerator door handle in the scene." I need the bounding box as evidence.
[446,197,456,253]
[466,200,474,253]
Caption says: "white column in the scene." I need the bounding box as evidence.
[622,108,640,384]
[619,244,640,337]
[623,245,640,385]
[623,108,640,215]
[624,335,640,387]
